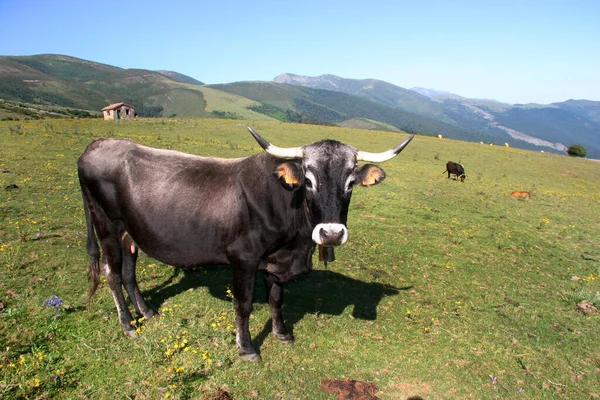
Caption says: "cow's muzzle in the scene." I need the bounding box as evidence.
[312,223,348,246]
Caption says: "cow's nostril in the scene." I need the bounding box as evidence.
[319,228,327,240]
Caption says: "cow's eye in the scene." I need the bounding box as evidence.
[305,178,313,189]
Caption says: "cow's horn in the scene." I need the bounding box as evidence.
[356,134,415,162]
[248,126,303,158]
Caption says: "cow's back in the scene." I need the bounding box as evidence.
[78,139,249,266]
[79,138,137,177]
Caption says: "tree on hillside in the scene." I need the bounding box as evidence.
[567,144,587,157]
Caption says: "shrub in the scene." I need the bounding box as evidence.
[8,124,23,134]
[567,144,587,157]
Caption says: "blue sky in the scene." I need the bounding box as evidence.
[1,0,598,104]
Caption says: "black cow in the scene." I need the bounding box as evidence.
[443,161,466,182]
[78,127,414,361]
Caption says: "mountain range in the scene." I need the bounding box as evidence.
[274,73,600,157]
[1,54,599,158]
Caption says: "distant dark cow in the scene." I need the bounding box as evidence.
[78,127,414,361]
[443,161,466,182]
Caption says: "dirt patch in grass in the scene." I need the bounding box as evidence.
[321,379,380,399]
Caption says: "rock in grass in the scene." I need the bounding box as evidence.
[576,300,598,315]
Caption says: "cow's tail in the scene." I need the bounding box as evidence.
[81,189,101,308]
[441,169,447,174]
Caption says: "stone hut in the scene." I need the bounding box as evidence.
[102,102,136,120]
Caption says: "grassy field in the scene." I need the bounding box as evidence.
[1,118,599,399]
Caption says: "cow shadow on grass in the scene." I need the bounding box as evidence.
[143,265,409,353]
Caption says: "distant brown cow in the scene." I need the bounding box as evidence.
[511,190,533,199]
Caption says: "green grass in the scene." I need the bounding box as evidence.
[1,119,599,399]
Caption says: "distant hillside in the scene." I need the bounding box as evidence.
[0,54,208,117]
[554,99,600,123]
[276,73,600,158]
[274,73,455,125]
[1,56,487,141]
[156,70,204,85]
[209,81,490,142]
[0,98,101,120]
[0,54,273,120]
[410,87,463,100]
[0,55,111,110]
[2,54,598,157]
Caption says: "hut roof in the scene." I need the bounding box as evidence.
[102,102,135,111]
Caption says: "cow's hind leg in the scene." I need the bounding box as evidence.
[264,272,294,344]
[121,233,158,320]
[100,235,138,337]
[85,194,136,336]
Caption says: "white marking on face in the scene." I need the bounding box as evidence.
[102,263,111,276]
[344,174,356,193]
[305,170,317,192]
[312,223,348,246]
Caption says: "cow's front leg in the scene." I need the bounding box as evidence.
[264,271,294,343]
[228,256,260,361]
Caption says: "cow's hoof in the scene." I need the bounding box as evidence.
[143,310,159,320]
[274,332,295,344]
[240,352,262,362]
[124,329,138,339]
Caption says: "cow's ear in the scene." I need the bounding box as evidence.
[357,164,386,186]
[274,161,304,191]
